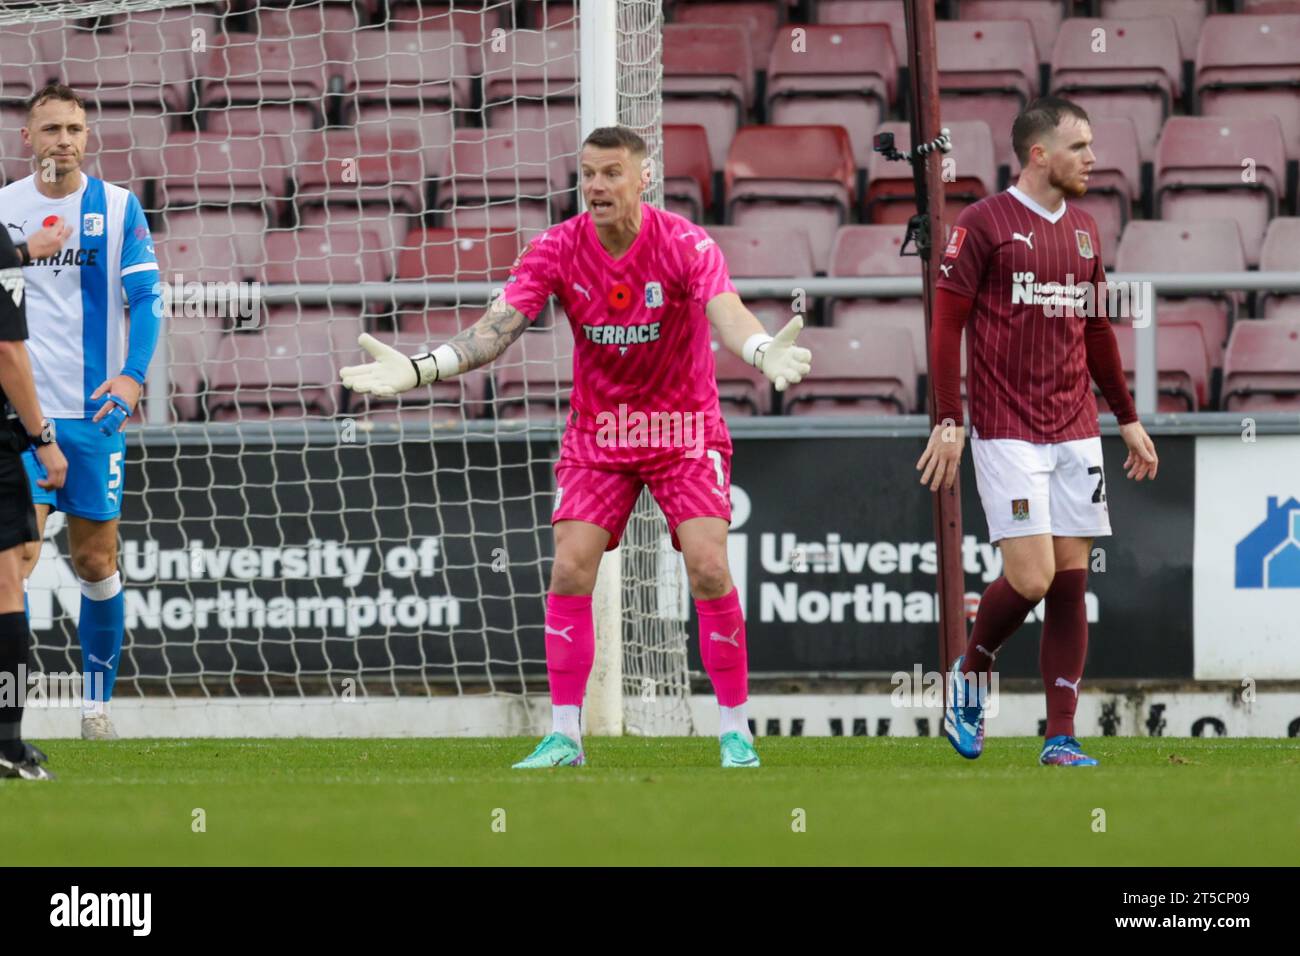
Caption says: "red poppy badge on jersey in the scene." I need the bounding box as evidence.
[608,283,632,309]
[1075,229,1095,260]
[944,226,967,258]
[42,215,59,228]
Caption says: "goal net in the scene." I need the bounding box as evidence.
[4,0,693,737]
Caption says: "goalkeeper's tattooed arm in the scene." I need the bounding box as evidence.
[445,299,530,372]
[706,292,811,392]
[340,299,531,397]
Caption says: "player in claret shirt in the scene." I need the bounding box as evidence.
[342,126,811,768]
[916,97,1159,767]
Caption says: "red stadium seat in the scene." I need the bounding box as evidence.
[672,1,783,71]
[957,1,1067,63]
[662,125,714,222]
[725,125,856,273]
[155,230,256,286]
[341,28,471,114]
[708,225,817,332]
[158,132,289,216]
[261,225,390,284]
[663,24,755,173]
[766,24,897,168]
[781,326,917,415]
[61,31,177,159]
[814,0,908,66]
[395,308,470,340]
[1100,1,1208,61]
[481,29,578,141]
[0,32,41,103]
[165,314,225,422]
[203,105,317,181]
[1260,218,1300,320]
[295,128,426,262]
[1155,116,1287,268]
[494,322,575,421]
[1050,17,1182,163]
[338,27,471,180]
[124,5,218,98]
[1195,14,1300,162]
[0,106,31,185]
[205,321,356,422]
[1105,321,1209,412]
[1067,116,1141,269]
[83,128,156,201]
[937,20,1039,173]
[397,227,525,282]
[827,225,926,371]
[2,19,67,82]
[388,1,511,75]
[438,128,566,233]
[197,33,331,137]
[1115,219,1247,371]
[159,208,268,286]
[711,339,772,417]
[524,2,577,28]
[1222,318,1300,411]
[865,120,996,225]
[256,1,360,39]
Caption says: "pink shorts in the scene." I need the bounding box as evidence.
[552,424,732,551]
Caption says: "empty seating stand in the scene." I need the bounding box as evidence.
[827,224,927,374]
[1051,16,1182,163]
[766,23,897,169]
[1195,14,1300,164]
[725,124,856,273]
[708,225,817,333]
[1259,218,1300,319]
[1115,219,1248,372]
[1155,116,1288,267]
[662,24,755,173]
[781,325,917,416]
[937,19,1039,174]
[1222,318,1300,411]
[662,125,714,222]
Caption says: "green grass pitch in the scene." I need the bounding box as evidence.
[2,737,1296,866]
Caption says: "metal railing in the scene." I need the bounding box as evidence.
[145,271,1300,425]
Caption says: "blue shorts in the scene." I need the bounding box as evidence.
[23,418,127,521]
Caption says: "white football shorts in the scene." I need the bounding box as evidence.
[970,433,1112,543]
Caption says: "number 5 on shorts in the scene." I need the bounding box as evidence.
[108,451,123,503]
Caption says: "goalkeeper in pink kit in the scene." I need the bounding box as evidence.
[341,127,811,767]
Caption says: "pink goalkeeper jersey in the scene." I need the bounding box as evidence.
[501,204,737,440]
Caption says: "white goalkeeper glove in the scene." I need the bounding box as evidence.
[340,333,462,397]
[742,315,812,392]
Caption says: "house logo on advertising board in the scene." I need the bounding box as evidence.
[1235,497,1300,589]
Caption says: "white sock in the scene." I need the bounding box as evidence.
[719,703,751,742]
[82,699,107,719]
[551,704,581,743]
